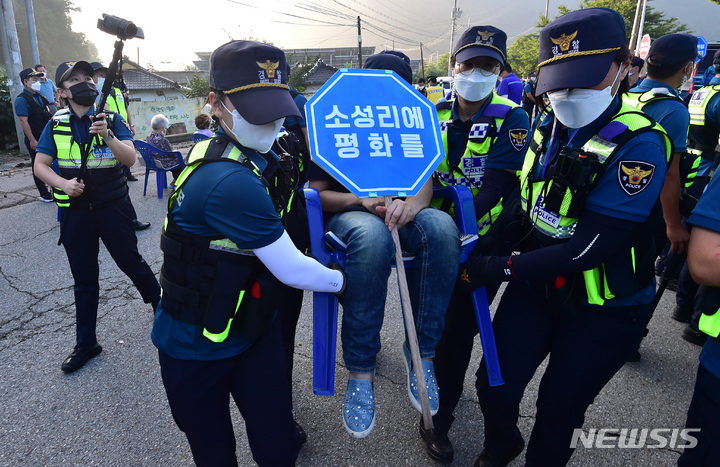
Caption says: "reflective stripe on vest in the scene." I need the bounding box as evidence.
[520,104,672,305]
[699,310,720,338]
[434,94,517,234]
[688,85,720,158]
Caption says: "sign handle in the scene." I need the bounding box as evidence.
[385,196,434,430]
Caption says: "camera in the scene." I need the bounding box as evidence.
[96,14,144,40]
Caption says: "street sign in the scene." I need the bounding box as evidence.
[697,35,708,63]
[638,34,651,60]
[306,69,444,198]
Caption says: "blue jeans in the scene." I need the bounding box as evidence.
[327,207,460,373]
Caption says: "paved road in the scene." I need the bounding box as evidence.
[0,157,701,466]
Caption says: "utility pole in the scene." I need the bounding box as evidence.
[448,0,459,76]
[635,0,648,52]
[1,0,29,154]
[25,0,40,65]
[420,43,425,81]
[545,0,550,19]
[357,16,363,68]
[629,0,643,52]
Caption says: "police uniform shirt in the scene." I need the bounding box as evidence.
[629,78,689,152]
[152,127,285,360]
[35,107,133,159]
[687,173,720,378]
[446,96,530,170]
[533,97,668,305]
[14,88,47,117]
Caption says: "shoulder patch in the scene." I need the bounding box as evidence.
[618,161,656,196]
[508,128,528,151]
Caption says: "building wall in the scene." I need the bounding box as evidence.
[129,97,207,140]
[128,89,187,103]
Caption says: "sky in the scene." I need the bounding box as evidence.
[69,0,719,71]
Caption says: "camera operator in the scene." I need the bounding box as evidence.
[33,60,160,373]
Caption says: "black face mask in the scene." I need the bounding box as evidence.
[68,82,99,106]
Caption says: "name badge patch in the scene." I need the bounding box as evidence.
[92,146,115,159]
[462,155,486,175]
[532,194,561,228]
[618,160,655,196]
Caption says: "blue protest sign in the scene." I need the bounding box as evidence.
[306,69,444,198]
[697,36,708,63]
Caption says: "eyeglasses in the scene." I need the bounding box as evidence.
[457,60,500,77]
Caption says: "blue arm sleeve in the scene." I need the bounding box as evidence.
[35,120,57,157]
[474,168,517,221]
[488,210,635,281]
[688,173,720,233]
[112,115,133,141]
[14,95,30,117]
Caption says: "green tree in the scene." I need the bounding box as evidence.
[415,52,450,81]
[0,72,14,149]
[185,73,209,99]
[507,34,540,78]
[286,52,319,92]
[5,0,99,78]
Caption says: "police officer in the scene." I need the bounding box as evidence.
[33,61,161,373]
[628,56,645,88]
[420,25,530,464]
[15,67,54,202]
[679,49,720,343]
[426,76,445,105]
[624,34,698,357]
[459,9,671,466]
[678,172,720,467]
[91,62,138,181]
[522,71,537,118]
[152,41,345,466]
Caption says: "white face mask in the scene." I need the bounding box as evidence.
[453,69,497,102]
[30,81,42,92]
[547,65,624,129]
[221,101,284,153]
[96,78,105,90]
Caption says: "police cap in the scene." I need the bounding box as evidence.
[646,33,698,67]
[209,40,300,125]
[90,62,108,73]
[19,67,42,82]
[631,56,645,69]
[364,52,413,84]
[55,61,95,86]
[536,8,626,95]
[453,26,507,65]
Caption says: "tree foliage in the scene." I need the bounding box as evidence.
[0,73,14,148]
[285,52,320,92]
[507,35,540,78]
[509,0,689,82]
[415,52,450,81]
[3,0,99,78]
[185,74,210,99]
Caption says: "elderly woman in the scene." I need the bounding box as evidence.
[145,114,182,181]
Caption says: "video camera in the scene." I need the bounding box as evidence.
[96,14,144,40]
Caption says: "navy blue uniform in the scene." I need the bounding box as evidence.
[36,108,160,349]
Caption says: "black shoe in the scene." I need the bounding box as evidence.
[294,420,307,444]
[666,277,679,292]
[671,305,692,323]
[61,343,102,373]
[682,323,707,347]
[134,220,151,231]
[126,175,138,181]
[473,438,525,467]
[419,418,454,464]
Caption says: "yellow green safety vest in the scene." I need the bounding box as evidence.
[521,102,672,305]
[434,94,524,234]
[162,137,272,343]
[105,86,128,121]
[426,85,444,105]
[623,88,698,188]
[688,84,720,161]
[50,109,122,208]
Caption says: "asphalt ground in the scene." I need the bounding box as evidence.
[0,153,702,466]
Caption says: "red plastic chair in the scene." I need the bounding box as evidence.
[133,140,185,199]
